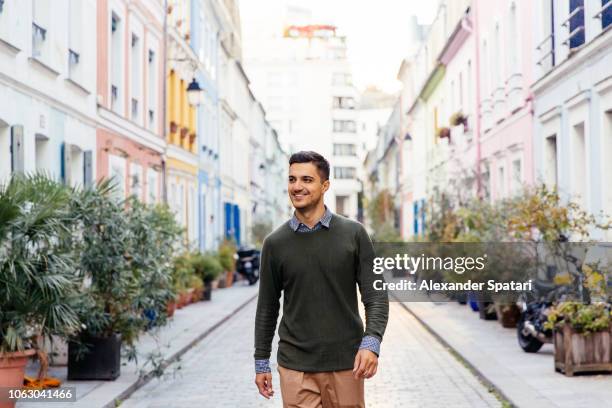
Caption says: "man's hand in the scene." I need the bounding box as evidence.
[255,372,275,399]
[353,349,378,380]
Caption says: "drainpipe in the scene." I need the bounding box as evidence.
[473,0,483,199]
[161,0,168,204]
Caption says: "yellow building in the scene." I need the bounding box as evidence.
[166,13,200,246]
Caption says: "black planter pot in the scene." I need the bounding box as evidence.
[68,333,121,380]
[202,281,213,301]
[477,301,498,320]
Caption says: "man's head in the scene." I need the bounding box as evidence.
[288,151,330,210]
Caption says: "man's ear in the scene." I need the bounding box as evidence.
[322,179,330,193]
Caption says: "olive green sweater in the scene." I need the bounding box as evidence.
[254,214,389,372]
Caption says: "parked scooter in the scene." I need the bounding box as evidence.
[235,247,260,285]
[516,280,567,352]
[517,238,584,353]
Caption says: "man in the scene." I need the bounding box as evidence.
[254,151,389,407]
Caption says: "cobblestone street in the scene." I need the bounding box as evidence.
[121,298,501,408]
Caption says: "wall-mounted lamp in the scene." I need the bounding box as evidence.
[187,78,203,107]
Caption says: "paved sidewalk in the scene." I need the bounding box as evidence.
[405,301,612,408]
[120,300,501,407]
[19,283,259,408]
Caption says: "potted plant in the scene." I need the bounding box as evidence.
[172,253,195,308]
[189,274,204,302]
[127,199,181,329]
[66,180,144,380]
[546,301,612,376]
[435,126,451,141]
[0,175,80,403]
[218,239,237,287]
[191,253,223,301]
[449,111,468,129]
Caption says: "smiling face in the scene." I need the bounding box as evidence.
[288,162,330,210]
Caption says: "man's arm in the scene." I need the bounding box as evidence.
[353,225,389,378]
[254,239,281,398]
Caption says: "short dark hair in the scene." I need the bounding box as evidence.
[289,151,330,181]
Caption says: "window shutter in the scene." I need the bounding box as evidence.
[10,125,24,174]
[83,150,93,187]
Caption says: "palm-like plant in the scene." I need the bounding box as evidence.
[68,179,142,347]
[0,174,80,353]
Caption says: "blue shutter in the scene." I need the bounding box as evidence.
[413,202,418,235]
[233,204,240,245]
[224,202,232,239]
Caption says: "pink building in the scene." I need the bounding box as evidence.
[474,0,535,201]
[95,0,165,202]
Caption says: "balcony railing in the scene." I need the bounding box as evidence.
[593,0,612,30]
[561,5,585,49]
[535,34,555,70]
[506,72,523,112]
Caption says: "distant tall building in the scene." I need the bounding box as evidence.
[241,4,362,219]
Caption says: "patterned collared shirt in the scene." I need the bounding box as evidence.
[255,207,381,374]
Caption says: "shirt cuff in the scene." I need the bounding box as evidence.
[255,359,271,373]
[359,335,381,356]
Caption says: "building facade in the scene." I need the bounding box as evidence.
[0,0,97,186]
[241,11,363,219]
[532,0,612,240]
[95,0,165,202]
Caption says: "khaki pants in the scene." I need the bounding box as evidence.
[277,365,365,408]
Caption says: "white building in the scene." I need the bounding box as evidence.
[241,5,362,219]
[532,0,612,240]
[0,0,97,185]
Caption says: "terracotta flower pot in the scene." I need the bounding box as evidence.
[224,270,234,287]
[166,300,177,317]
[0,349,37,408]
[186,288,195,305]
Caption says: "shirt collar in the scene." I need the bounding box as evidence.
[289,206,333,231]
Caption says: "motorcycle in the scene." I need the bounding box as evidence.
[235,247,260,285]
[516,240,584,353]
[516,280,567,352]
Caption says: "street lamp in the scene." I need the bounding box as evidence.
[187,77,203,107]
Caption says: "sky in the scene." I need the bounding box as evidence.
[240,0,439,93]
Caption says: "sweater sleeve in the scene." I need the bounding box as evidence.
[356,225,389,343]
[254,238,282,360]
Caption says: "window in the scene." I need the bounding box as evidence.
[332,96,355,109]
[109,155,126,199]
[32,0,50,59]
[545,135,558,186]
[493,24,501,89]
[511,159,521,193]
[498,166,505,198]
[32,23,46,58]
[35,134,52,174]
[336,195,348,216]
[567,0,585,49]
[68,0,82,80]
[129,162,142,199]
[598,0,612,30]
[110,12,123,113]
[333,143,356,156]
[130,33,141,122]
[334,167,356,179]
[148,49,157,130]
[507,3,519,74]
[332,73,351,86]
[333,120,356,133]
[147,169,159,203]
[571,122,586,206]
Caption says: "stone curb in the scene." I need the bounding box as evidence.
[394,296,516,408]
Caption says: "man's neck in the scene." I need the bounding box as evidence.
[294,203,326,229]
